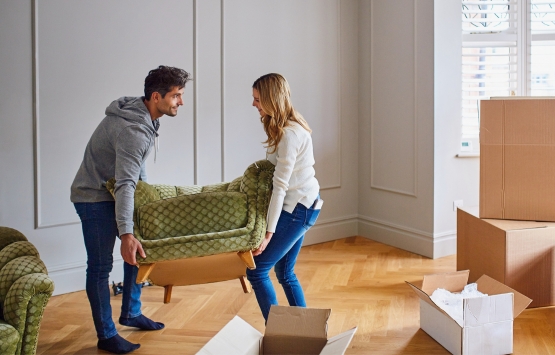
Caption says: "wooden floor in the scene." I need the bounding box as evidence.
[37,236,555,354]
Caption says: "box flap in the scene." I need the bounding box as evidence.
[462,293,513,327]
[405,281,441,309]
[319,327,357,355]
[265,305,330,339]
[483,218,552,232]
[476,275,532,318]
[421,270,469,294]
[196,316,262,355]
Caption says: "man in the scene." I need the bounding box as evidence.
[71,66,191,354]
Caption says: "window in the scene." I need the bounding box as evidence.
[461,0,555,154]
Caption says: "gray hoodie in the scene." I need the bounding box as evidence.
[70,96,159,236]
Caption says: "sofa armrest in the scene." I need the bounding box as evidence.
[3,273,54,355]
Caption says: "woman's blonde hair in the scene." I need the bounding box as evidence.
[253,73,311,153]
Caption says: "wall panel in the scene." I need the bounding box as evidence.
[222,0,342,188]
[369,1,417,196]
[358,0,435,257]
[34,0,195,228]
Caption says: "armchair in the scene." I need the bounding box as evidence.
[106,159,274,303]
[0,227,54,355]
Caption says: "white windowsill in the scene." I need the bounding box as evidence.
[456,152,480,158]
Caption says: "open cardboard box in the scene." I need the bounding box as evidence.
[406,270,532,355]
[196,305,357,355]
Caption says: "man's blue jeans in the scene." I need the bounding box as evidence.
[246,200,321,321]
[74,201,143,340]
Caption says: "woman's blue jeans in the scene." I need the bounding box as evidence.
[74,201,143,340]
[246,200,321,321]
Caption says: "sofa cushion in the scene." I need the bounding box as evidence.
[152,184,179,199]
[201,182,230,193]
[176,185,203,196]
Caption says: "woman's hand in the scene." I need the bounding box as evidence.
[253,231,273,256]
[120,233,146,265]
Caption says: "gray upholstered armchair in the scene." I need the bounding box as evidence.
[0,227,54,355]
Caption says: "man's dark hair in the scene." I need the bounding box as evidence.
[144,65,191,100]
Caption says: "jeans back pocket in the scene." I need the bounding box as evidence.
[303,208,321,229]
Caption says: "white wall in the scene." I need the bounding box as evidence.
[0,0,359,295]
[0,0,479,297]
[433,0,480,257]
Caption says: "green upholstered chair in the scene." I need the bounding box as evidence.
[0,227,54,355]
[106,159,274,302]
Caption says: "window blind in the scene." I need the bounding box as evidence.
[531,1,555,95]
[461,0,518,141]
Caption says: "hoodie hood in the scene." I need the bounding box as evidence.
[105,96,159,136]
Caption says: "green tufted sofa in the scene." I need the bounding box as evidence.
[106,159,275,302]
[0,227,54,355]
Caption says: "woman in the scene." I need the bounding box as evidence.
[246,73,323,321]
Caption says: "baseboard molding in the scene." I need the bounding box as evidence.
[432,230,457,259]
[357,216,456,259]
[304,215,359,246]
[358,216,433,258]
[49,259,124,296]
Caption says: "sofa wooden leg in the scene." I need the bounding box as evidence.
[164,285,173,304]
[239,276,252,293]
[237,250,256,270]
[136,263,156,284]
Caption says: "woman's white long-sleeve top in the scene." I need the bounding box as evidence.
[265,121,320,233]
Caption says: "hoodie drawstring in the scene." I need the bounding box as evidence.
[154,135,159,163]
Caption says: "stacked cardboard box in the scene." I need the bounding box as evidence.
[457,97,555,308]
[479,98,555,221]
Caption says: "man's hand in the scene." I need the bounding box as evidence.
[120,233,146,266]
[253,231,273,256]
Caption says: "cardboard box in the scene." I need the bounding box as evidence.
[406,270,531,355]
[480,97,555,221]
[457,207,555,308]
[196,306,357,355]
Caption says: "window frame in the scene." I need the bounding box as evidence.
[460,0,555,156]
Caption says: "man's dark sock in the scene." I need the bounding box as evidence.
[119,314,165,330]
[97,334,140,354]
